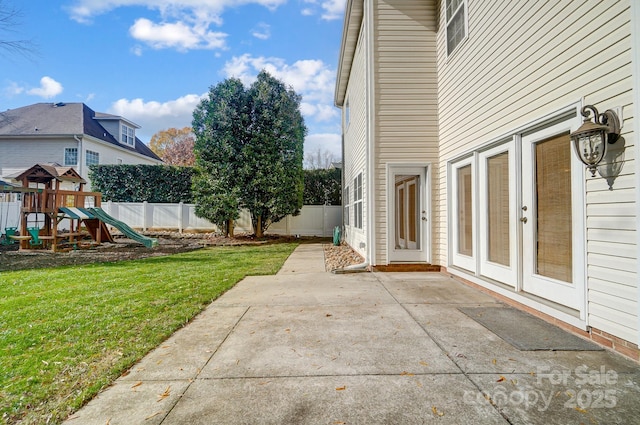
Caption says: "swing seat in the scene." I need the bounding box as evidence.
[1,227,17,245]
[27,227,43,247]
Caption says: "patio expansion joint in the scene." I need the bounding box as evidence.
[157,305,251,424]
[374,274,516,425]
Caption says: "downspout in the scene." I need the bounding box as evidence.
[365,0,376,268]
[73,135,83,180]
[630,0,640,347]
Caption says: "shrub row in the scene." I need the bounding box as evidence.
[89,165,342,205]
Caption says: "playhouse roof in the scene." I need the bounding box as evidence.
[13,163,86,185]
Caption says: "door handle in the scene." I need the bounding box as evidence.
[520,217,528,223]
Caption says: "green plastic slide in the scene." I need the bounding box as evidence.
[88,207,158,249]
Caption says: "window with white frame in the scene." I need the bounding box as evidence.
[64,148,78,166]
[121,124,135,146]
[85,150,99,166]
[446,0,467,56]
[353,173,363,229]
[344,185,350,226]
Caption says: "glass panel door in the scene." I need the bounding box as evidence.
[389,166,429,263]
[522,125,582,310]
[450,158,475,271]
[479,141,517,285]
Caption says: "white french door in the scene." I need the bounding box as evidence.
[450,113,585,313]
[388,166,430,263]
[478,140,517,286]
[521,122,584,310]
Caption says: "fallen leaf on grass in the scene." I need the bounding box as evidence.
[336,386,347,391]
[157,386,171,402]
[574,406,588,414]
[431,406,444,417]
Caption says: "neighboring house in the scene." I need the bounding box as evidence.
[335,0,640,359]
[0,102,162,187]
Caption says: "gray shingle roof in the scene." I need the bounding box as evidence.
[0,102,161,161]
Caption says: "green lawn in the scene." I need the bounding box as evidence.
[0,243,297,425]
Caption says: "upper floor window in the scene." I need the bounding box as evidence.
[446,0,467,56]
[86,150,99,166]
[64,148,78,166]
[121,124,135,146]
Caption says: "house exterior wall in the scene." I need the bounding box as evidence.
[436,0,637,344]
[0,136,161,186]
[342,20,369,258]
[373,0,439,265]
[0,138,75,178]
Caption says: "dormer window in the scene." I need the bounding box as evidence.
[121,124,135,146]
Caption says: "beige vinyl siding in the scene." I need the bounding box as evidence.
[374,0,439,265]
[437,0,637,342]
[343,21,369,258]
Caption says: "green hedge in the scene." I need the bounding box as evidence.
[303,168,341,205]
[89,165,341,205]
[89,165,195,203]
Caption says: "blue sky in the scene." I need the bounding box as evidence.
[0,0,345,161]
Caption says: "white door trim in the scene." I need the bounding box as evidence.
[387,164,431,263]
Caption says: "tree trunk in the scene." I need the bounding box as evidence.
[255,215,263,238]
[228,219,234,238]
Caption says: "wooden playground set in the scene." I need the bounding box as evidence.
[0,164,156,251]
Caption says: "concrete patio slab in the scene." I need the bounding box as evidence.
[64,380,191,425]
[377,272,500,304]
[215,272,395,306]
[162,375,508,425]
[119,306,248,381]
[199,304,459,378]
[63,244,640,425]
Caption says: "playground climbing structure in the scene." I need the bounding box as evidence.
[1,164,157,251]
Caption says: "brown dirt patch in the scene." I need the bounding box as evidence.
[0,232,327,272]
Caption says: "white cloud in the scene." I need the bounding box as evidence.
[108,93,205,140]
[27,76,64,99]
[299,0,345,20]
[250,22,271,40]
[129,18,227,51]
[320,0,345,20]
[4,81,25,97]
[67,0,288,24]
[223,54,336,103]
[304,133,341,161]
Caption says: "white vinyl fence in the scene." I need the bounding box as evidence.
[101,202,342,237]
[0,200,21,235]
[1,201,342,237]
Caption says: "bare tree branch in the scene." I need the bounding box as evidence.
[0,1,38,59]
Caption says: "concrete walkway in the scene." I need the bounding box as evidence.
[64,244,640,424]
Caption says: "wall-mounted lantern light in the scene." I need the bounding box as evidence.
[570,105,620,177]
